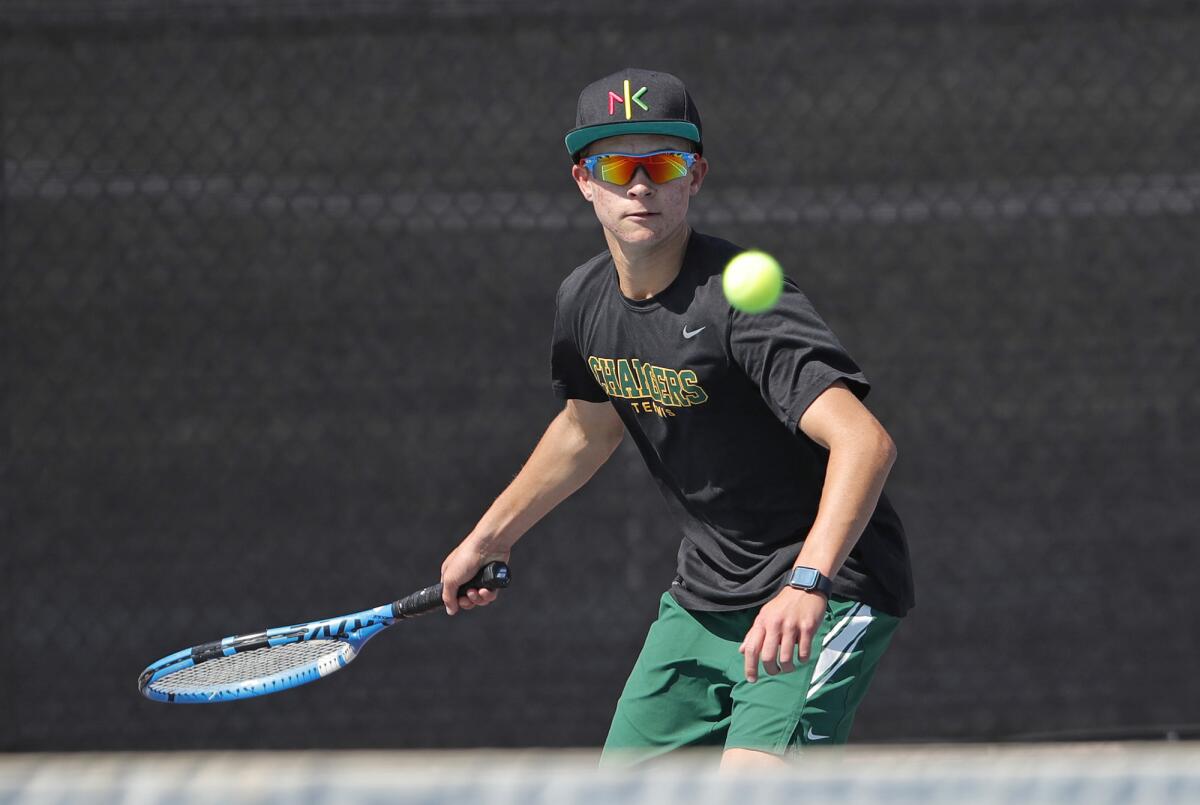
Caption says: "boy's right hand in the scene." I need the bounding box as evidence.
[440,538,509,615]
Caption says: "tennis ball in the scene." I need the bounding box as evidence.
[723,250,784,313]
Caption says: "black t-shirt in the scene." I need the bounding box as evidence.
[551,231,915,617]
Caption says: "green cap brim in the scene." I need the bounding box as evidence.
[564,121,701,157]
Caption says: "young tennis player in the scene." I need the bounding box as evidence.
[440,68,914,768]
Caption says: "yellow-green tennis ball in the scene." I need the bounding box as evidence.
[723,250,783,313]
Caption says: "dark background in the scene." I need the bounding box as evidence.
[3,0,1197,750]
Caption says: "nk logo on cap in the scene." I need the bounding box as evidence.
[608,79,649,119]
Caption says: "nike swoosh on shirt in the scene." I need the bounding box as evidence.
[806,726,830,741]
[682,325,706,339]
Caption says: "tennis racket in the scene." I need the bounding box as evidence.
[138,562,510,703]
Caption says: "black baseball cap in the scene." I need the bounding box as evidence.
[565,68,702,160]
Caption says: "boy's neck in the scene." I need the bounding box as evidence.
[606,223,692,301]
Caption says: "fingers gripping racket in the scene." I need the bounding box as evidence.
[138,562,509,703]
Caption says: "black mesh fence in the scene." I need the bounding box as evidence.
[3,0,1198,750]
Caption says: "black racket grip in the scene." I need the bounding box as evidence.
[391,561,511,619]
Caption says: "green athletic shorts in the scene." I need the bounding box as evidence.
[600,590,900,765]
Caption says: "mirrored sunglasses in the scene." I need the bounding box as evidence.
[579,150,699,185]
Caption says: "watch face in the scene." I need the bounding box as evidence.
[791,568,819,588]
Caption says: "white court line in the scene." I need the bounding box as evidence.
[1,746,1199,804]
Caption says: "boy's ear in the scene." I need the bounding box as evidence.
[571,164,594,201]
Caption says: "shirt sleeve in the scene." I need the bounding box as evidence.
[550,288,609,402]
[728,279,870,431]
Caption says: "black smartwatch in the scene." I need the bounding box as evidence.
[786,566,833,597]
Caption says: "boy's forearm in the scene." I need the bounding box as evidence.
[467,406,621,552]
[792,428,897,576]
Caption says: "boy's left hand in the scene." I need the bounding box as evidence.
[738,587,827,683]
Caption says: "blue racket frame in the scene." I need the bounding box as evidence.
[138,562,509,703]
[138,604,395,703]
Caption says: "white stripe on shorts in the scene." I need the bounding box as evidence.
[807,603,875,700]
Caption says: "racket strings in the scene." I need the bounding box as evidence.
[150,640,352,694]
